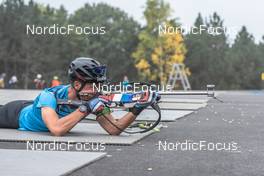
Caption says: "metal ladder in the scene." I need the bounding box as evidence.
[167,63,191,90]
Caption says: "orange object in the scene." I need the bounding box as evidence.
[51,79,61,87]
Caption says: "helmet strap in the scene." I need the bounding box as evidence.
[71,80,86,100]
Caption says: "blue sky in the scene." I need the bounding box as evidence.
[2,0,264,42]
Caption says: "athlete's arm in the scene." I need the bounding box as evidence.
[41,107,86,136]
[96,112,136,135]
[96,92,159,135]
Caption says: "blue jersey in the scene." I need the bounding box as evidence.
[18,85,76,132]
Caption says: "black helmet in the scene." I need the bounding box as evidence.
[68,57,107,83]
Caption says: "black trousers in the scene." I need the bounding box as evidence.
[0,100,33,129]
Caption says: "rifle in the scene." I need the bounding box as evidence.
[57,84,220,134]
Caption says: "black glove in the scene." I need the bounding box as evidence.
[129,91,159,116]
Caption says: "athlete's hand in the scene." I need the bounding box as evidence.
[129,91,159,116]
[84,98,106,114]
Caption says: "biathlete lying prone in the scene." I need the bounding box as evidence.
[0,57,157,136]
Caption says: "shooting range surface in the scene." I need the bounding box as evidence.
[4,90,264,176]
[160,91,223,99]
[91,109,194,121]
[0,123,160,145]
[75,91,264,176]
[0,89,211,175]
[0,89,40,104]
[0,149,106,176]
[161,98,208,103]
[157,102,207,110]
[159,103,207,110]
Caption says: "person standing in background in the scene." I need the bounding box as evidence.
[8,75,18,89]
[0,73,6,88]
[51,76,61,87]
[123,75,129,86]
[34,74,45,89]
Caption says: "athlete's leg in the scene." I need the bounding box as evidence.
[0,100,32,129]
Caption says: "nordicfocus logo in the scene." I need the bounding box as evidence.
[26,24,106,35]
[159,24,239,36]
[26,140,106,151]
[158,140,240,152]
[93,82,173,94]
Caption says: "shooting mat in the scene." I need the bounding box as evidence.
[85,109,193,122]
[160,98,208,104]
[0,149,106,176]
[0,123,160,145]
[157,102,207,110]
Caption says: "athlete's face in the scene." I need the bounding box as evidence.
[74,81,99,100]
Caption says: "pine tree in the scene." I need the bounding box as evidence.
[229,26,262,89]
[185,12,230,89]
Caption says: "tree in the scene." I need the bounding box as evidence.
[228,26,262,89]
[185,12,230,89]
[132,0,187,86]
[185,13,210,89]
[150,22,188,85]
[69,3,140,81]
[259,37,264,88]
[0,1,140,88]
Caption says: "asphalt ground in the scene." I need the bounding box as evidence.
[0,91,264,176]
